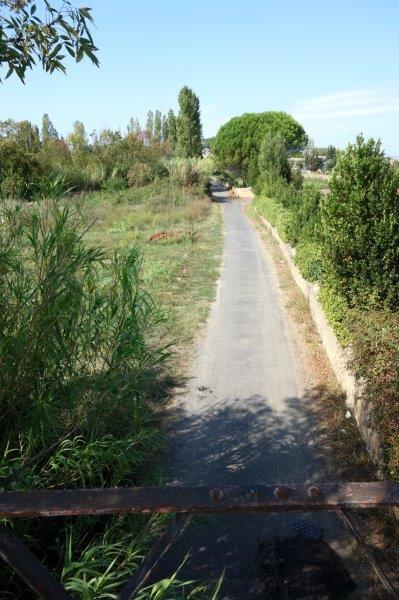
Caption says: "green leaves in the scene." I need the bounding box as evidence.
[322,135,399,308]
[176,86,202,158]
[0,1,99,82]
[213,112,308,176]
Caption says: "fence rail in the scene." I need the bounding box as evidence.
[0,481,398,599]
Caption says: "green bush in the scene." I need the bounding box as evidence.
[295,241,325,282]
[0,200,176,597]
[166,157,207,189]
[0,171,25,199]
[346,309,399,477]
[317,284,350,344]
[254,195,282,227]
[101,175,127,191]
[258,132,291,183]
[287,183,322,246]
[321,135,399,308]
[255,174,322,247]
[0,201,166,443]
[0,138,42,198]
[127,162,154,187]
[26,172,73,199]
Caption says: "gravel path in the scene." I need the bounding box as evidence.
[162,186,363,599]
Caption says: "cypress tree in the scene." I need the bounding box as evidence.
[162,114,168,141]
[176,86,202,157]
[127,117,135,135]
[41,113,58,144]
[146,110,154,139]
[154,110,162,140]
[167,109,177,149]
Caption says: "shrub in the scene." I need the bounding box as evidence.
[0,138,41,198]
[127,162,153,187]
[287,183,322,246]
[26,172,73,199]
[166,157,206,189]
[317,284,350,344]
[295,241,325,282]
[258,132,291,182]
[254,195,281,227]
[0,171,25,199]
[0,201,165,437]
[346,309,399,476]
[102,175,127,191]
[321,135,399,307]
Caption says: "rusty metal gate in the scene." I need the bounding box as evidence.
[0,481,398,599]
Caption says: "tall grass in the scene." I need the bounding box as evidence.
[165,158,210,190]
[0,200,205,598]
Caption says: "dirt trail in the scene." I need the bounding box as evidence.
[161,186,370,599]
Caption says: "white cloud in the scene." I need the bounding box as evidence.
[293,88,399,121]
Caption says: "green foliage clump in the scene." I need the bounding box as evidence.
[346,309,399,477]
[0,85,205,201]
[294,241,325,282]
[255,134,399,481]
[127,162,154,187]
[258,132,291,182]
[0,200,182,597]
[166,158,207,190]
[317,284,350,344]
[0,138,40,198]
[166,109,177,149]
[321,135,399,308]
[213,111,307,177]
[0,1,98,82]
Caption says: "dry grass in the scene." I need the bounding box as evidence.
[82,183,223,367]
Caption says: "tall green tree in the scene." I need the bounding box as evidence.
[128,117,141,137]
[0,118,40,150]
[176,86,202,158]
[146,110,154,139]
[258,132,291,181]
[167,109,177,149]
[154,110,162,140]
[161,114,168,141]
[213,111,307,176]
[0,1,98,82]
[67,120,87,159]
[41,113,58,144]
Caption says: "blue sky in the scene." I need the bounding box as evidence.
[2,0,399,154]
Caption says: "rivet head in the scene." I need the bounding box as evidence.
[209,488,224,501]
[273,486,289,500]
[307,485,321,498]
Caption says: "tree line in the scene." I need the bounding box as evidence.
[0,85,204,198]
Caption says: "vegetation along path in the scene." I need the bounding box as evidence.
[163,185,369,599]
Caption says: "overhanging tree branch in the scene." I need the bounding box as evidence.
[0,0,99,82]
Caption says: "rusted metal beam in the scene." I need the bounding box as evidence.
[0,482,398,518]
[117,514,192,600]
[0,524,72,599]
